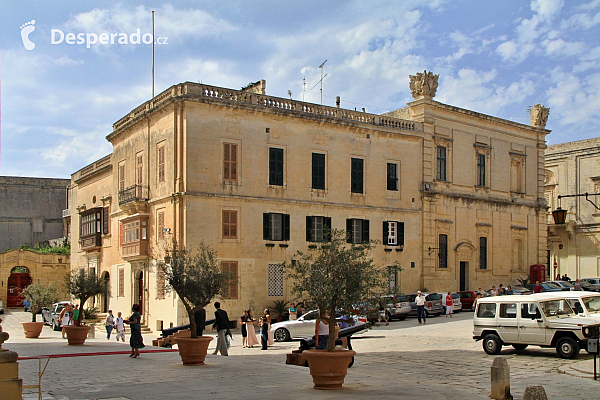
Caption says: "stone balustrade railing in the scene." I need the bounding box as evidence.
[112,82,421,133]
[73,154,112,183]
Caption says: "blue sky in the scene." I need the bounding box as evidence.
[1,0,599,178]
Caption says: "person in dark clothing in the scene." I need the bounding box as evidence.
[212,302,229,356]
[194,308,206,337]
[260,316,269,350]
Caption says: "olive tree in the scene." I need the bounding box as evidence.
[286,229,387,351]
[65,270,109,325]
[22,281,61,322]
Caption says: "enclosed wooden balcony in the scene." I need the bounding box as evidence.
[120,214,149,261]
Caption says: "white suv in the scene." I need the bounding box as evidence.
[473,294,600,359]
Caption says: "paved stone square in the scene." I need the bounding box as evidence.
[2,309,599,399]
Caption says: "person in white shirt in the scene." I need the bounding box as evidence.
[415,291,426,324]
[114,312,125,342]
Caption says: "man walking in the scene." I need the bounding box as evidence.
[415,291,426,324]
[212,302,229,356]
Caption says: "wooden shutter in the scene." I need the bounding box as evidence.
[362,220,370,243]
[158,145,165,183]
[398,222,405,246]
[324,217,332,242]
[306,216,313,242]
[263,213,270,240]
[103,207,110,235]
[137,154,143,185]
[383,221,389,245]
[346,219,352,243]
[283,214,290,241]
[119,222,123,246]
[158,211,165,241]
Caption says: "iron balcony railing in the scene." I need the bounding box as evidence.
[118,185,149,205]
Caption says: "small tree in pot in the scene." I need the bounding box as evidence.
[64,270,109,344]
[21,281,60,338]
[286,229,386,389]
[158,242,229,365]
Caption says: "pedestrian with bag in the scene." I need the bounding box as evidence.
[105,310,115,340]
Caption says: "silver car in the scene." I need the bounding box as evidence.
[381,295,411,320]
[437,292,462,312]
[270,310,357,342]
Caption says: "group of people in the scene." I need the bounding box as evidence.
[103,310,126,342]
[58,303,83,338]
[105,305,145,358]
[239,307,276,351]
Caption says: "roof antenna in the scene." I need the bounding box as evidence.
[303,77,306,102]
[310,60,328,104]
[287,90,292,100]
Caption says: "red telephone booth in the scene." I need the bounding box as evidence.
[530,264,546,283]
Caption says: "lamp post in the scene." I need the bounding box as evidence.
[552,192,600,225]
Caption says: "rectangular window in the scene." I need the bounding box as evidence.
[387,163,399,191]
[119,163,125,191]
[436,146,446,181]
[269,147,284,186]
[136,153,144,185]
[118,268,125,297]
[268,263,284,297]
[102,206,110,235]
[157,211,165,242]
[122,221,140,244]
[158,145,165,183]
[477,303,496,318]
[499,303,517,319]
[439,234,448,268]
[222,210,238,239]
[383,221,404,246]
[263,213,290,241]
[346,218,370,244]
[33,218,43,233]
[306,216,331,242]
[157,268,165,299]
[80,209,101,237]
[312,153,326,190]
[221,261,239,299]
[477,153,486,187]
[479,237,488,270]
[351,158,364,194]
[223,143,238,181]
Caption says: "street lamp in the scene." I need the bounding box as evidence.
[552,192,600,225]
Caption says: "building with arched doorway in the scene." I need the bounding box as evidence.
[0,249,70,308]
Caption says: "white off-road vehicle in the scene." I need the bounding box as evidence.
[473,294,600,359]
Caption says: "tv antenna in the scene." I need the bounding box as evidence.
[303,77,306,102]
[310,60,328,104]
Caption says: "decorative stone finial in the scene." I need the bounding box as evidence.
[409,70,439,100]
[529,104,550,128]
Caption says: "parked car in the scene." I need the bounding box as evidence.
[457,291,477,310]
[381,295,412,320]
[525,282,569,292]
[544,280,575,291]
[510,286,532,295]
[580,278,600,292]
[270,309,357,342]
[437,292,461,312]
[473,294,600,359]
[0,298,4,314]
[42,301,71,331]
[406,293,444,317]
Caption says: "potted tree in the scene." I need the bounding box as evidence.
[158,242,229,365]
[64,269,109,345]
[286,229,385,389]
[21,281,60,338]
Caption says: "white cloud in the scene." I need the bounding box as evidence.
[531,0,564,22]
[544,39,587,57]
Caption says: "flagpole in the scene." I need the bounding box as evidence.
[152,10,155,99]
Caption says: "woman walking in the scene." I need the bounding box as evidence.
[240,310,248,347]
[105,310,115,340]
[124,304,144,358]
[445,292,454,318]
[263,309,274,346]
[59,303,73,339]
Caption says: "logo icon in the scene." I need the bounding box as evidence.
[20,20,36,50]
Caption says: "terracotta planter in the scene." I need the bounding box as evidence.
[304,349,356,390]
[21,321,44,338]
[174,336,214,365]
[64,325,90,345]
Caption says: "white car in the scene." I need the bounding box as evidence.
[473,294,600,359]
[437,293,462,312]
[270,310,356,342]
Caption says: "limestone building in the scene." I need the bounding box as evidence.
[68,73,549,330]
[545,138,600,279]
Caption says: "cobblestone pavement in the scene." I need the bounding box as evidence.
[2,309,599,399]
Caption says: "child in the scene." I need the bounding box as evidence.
[260,316,269,350]
[114,311,125,342]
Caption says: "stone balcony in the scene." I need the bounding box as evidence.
[118,185,149,214]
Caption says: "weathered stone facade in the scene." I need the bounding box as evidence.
[545,138,600,279]
[69,76,549,330]
[0,176,70,251]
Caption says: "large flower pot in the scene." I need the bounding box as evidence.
[21,321,44,338]
[304,349,356,390]
[63,325,90,345]
[174,336,214,365]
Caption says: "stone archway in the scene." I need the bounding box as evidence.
[7,266,32,307]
